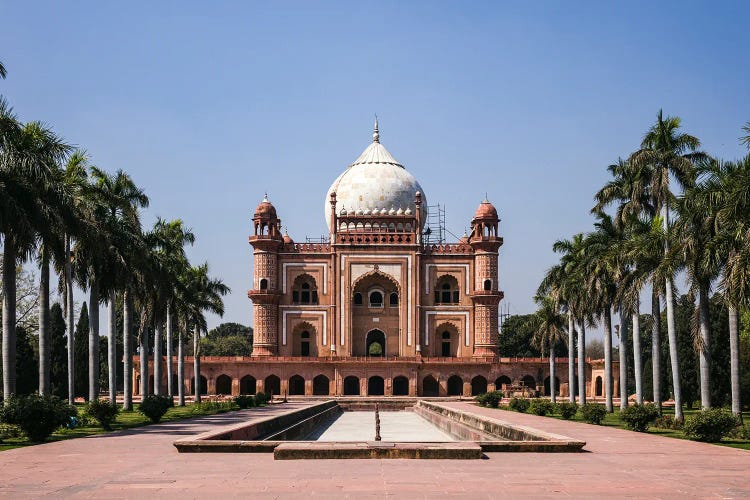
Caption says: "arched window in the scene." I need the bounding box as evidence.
[292,275,318,304]
[389,292,398,307]
[259,278,268,290]
[369,290,383,307]
[441,331,451,357]
[353,292,363,306]
[300,330,310,357]
[435,276,459,304]
[483,279,492,291]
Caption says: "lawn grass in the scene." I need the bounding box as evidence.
[0,401,247,452]
[492,402,750,451]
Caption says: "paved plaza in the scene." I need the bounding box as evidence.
[1,401,748,499]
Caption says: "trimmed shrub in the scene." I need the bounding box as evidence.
[683,408,740,443]
[138,395,174,423]
[476,391,502,408]
[255,392,271,406]
[581,403,607,425]
[234,395,256,409]
[86,399,119,430]
[529,398,555,416]
[556,402,578,420]
[0,394,77,442]
[619,403,659,432]
[508,397,530,413]
[653,414,682,430]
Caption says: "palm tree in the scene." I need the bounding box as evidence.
[1,99,70,399]
[0,61,6,79]
[58,151,90,404]
[694,151,750,415]
[672,168,723,409]
[177,264,229,403]
[541,233,590,403]
[581,212,625,412]
[531,295,567,403]
[88,167,148,405]
[628,110,704,422]
[594,159,656,408]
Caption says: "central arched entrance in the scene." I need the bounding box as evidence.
[368,376,384,395]
[366,329,386,357]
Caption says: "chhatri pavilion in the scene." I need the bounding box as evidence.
[134,121,609,398]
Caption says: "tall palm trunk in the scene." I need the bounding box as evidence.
[664,206,684,422]
[153,321,163,396]
[193,325,201,403]
[728,305,741,416]
[122,290,132,410]
[88,278,100,401]
[568,313,575,403]
[549,347,556,404]
[177,327,185,406]
[619,311,628,410]
[651,290,662,413]
[697,285,711,409]
[65,235,74,404]
[139,325,149,398]
[166,304,173,398]
[632,302,643,404]
[577,321,586,404]
[108,290,117,406]
[2,240,17,399]
[38,247,51,395]
[603,308,613,412]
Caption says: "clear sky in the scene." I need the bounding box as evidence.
[2,1,749,337]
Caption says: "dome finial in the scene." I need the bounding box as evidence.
[373,114,379,143]
[263,192,269,202]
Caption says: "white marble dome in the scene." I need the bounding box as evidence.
[325,121,427,230]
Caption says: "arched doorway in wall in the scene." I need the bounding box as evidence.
[313,375,330,395]
[216,375,232,395]
[343,376,360,395]
[471,375,487,396]
[366,329,386,357]
[291,322,317,357]
[543,376,559,396]
[265,375,281,395]
[289,375,305,395]
[422,375,439,397]
[393,376,409,396]
[171,373,179,395]
[544,376,561,396]
[521,375,536,389]
[595,376,603,397]
[368,376,385,396]
[192,375,208,395]
[495,375,511,390]
[240,375,256,395]
[447,375,463,396]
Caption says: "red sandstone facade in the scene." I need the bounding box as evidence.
[133,123,609,399]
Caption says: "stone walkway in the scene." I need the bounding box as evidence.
[0,401,748,499]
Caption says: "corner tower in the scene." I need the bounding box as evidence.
[248,195,283,356]
[469,199,504,357]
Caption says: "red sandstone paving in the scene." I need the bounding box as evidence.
[1,401,748,499]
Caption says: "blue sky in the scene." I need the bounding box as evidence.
[2,1,749,337]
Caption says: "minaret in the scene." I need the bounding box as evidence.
[248,194,283,356]
[469,198,504,357]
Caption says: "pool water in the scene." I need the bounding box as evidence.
[307,411,455,442]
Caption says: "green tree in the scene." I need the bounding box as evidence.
[498,314,540,357]
[207,322,253,340]
[199,335,253,357]
[74,302,89,399]
[15,326,37,395]
[531,295,567,403]
[48,303,68,399]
